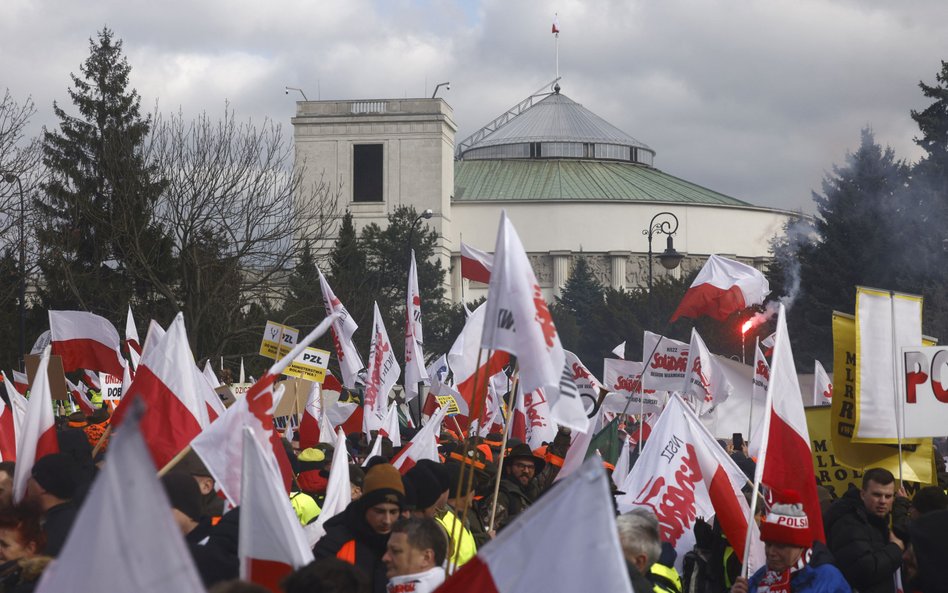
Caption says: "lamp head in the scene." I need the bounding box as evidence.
[421,208,434,219]
[658,235,683,270]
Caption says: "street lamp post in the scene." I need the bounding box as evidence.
[406,208,433,425]
[1,172,25,370]
[642,211,683,300]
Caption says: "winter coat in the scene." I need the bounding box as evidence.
[823,487,901,593]
[42,501,78,557]
[747,563,851,593]
[313,500,388,593]
[0,557,52,593]
[907,509,948,593]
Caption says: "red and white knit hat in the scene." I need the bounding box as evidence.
[760,491,810,547]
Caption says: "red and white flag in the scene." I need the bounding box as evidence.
[603,360,664,416]
[748,343,771,458]
[518,386,558,450]
[363,302,400,435]
[618,394,765,572]
[670,255,770,322]
[753,303,825,543]
[111,314,210,469]
[322,374,363,436]
[12,347,59,503]
[481,211,586,433]
[391,407,446,474]
[9,370,28,395]
[439,458,631,593]
[81,369,100,391]
[305,427,351,546]
[642,331,690,392]
[66,379,96,416]
[298,382,321,450]
[460,242,493,284]
[36,402,206,593]
[1,372,27,442]
[126,305,142,370]
[318,269,365,388]
[683,328,733,413]
[448,302,510,417]
[0,386,15,461]
[404,250,429,402]
[551,13,560,34]
[760,332,776,357]
[565,350,604,407]
[191,315,338,505]
[813,360,832,407]
[239,428,314,593]
[49,310,127,377]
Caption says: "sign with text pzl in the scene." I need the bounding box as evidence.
[903,346,948,437]
[259,321,299,359]
[282,347,331,383]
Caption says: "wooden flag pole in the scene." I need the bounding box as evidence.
[487,371,518,533]
[157,445,193,477]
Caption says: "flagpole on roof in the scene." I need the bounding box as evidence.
[553,13,560,79]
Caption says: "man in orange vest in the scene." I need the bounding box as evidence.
[314,463,406,593]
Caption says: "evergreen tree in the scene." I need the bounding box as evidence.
[280,240,322,328]
[552,256,607,372]
[36,27,172,323]
[768,129,910,363]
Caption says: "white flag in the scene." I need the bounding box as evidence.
[363,302,400,435]
[481,211,585,432]
[611,341,626,359]
[12,347,58,503]
[305,428,351,546]
[404,250,429,402]
[35,403,205,593]
[319,269,365,388]
[683,328,733,413]
[813,360,832,407]
[642,331,690,392]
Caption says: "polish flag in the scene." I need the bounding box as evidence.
[481,211,586,433]
[670,255,770,322]
[66,379,96,416]
[391,407,446,474]
[509,384,527,442]
[49,310,127,377]
[760,332,776,357]
[363,302,400,435]
[322,374,363,436]
[0,390,15,461]
[304,428,351,547]
[518,386,558,450]
[813,360,832,407]
[618,394,765,572]
[111,314,210,469]
[11,347,59,503]
[438,459,631,593]
[81,369,101,391]
[1,373,27,445]
[683,328,733,414]
[126,305,142,370]
[460,242,493,284]
[34,401,205,593]
[9,370,28,395]
[192,362,224,423]
[449,302,510,418]
[470,371,508,437]
[404,250,429,402]
[753,303,825,543]
[318,269,365,388]
[239,428,314,593]
[191,315,338,504]
[552,13,560,34]
[298,382,321,449]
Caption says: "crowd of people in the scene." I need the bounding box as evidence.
[0,400,945,593]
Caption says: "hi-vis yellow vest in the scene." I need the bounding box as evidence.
[437,509,477,569]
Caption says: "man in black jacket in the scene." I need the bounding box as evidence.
[823,468,904,593]
[313,463,405,593]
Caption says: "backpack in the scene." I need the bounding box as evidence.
[682,548,717,593]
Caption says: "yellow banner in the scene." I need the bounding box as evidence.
[281,347,331,384]
[259,321,299,359]
[436,395,462,417]
[830,312,933,484]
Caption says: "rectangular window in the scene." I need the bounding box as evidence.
[353,144,384,202]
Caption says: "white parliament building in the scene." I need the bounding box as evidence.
[291,82,800,303]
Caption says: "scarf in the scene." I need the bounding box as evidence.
[756,549,810,593]
[386,566,446,593]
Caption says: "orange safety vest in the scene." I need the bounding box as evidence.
[336,539,357,564]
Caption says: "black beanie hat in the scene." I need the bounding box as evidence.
[31,453,80,500]
[404,465,442,511]
[415,459,450,493]
[161,471,204,521]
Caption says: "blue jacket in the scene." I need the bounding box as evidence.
[748,563,851,593]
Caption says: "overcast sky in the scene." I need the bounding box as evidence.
[4,0,948,212]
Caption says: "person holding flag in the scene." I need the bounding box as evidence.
[731,492,849,593]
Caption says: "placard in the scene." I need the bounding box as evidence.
[98,372,123,401]
[24,354,68,401]
[282,347,331,383]
[258,321,299,359]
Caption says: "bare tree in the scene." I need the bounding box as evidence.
[135,105,340,357]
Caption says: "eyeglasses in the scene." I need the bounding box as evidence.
[511,462,535,471]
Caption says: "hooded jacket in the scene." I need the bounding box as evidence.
[823,487,901,593]
[313,499,390,593]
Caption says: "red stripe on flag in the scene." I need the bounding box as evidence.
[670,284,747,322]
[461,256,492,284]
[0,406,14,461]
[436,555,500,593]
[763,410,826,542]
[298,411,319,450]
[52,337,125,377]
[708,464,749,563]
[456,351,510,414]
[35,425,59,462]
[247,557,294,593]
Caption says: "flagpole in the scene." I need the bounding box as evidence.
[748,337,758,440]
[889,291,904,482]
[488,372,518,533]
